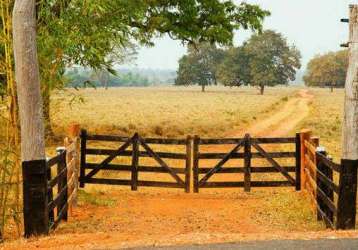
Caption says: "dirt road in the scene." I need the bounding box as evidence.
[6,89,339,250]
[235,89,313,137]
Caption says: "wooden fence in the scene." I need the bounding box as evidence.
[22,127,358,237]
[22,125,81,237]
[301,130,358,230]
[193,134,300,192]
[80,131,192,192]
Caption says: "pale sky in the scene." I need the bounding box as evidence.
[126,0,357,70]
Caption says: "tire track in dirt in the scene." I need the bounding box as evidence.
[234,89,313,137]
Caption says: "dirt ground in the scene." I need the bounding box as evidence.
[6,88,355,250]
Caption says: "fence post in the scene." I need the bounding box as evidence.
[244,134,251,192]
[80,129,87,188]
[295,132,301,191]
[193,135,200,193]
[131,133,139,191]
[185,136,192,193]
[68,124,80,207]
[57,148,68,222]
[22,159,49,237]
[300,129,312,191]
[315,147,326,222]
[46,157,54,225]
[336,159,358,230]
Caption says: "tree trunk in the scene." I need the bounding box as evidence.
[13,0,45,161]
[342,5,358,160]
[201,84,205,92]
[260,85,265,95]
[42,86,54,138]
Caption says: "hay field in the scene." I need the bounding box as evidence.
[51,86,296,139]
[297,88,344,160]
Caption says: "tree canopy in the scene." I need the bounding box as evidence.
[304,50,348,91]
[243,30,301,94]
[176,30,302,94]
[175,43,225,91]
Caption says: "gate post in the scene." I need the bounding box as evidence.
[22,159,49,237]
[300,129,311,191]
[185,136,192,193]
[80,129,87,188]
[336,159,358,229]
[244,134,251,192]
[131,133,139,191]
[193,135,200,193]
[295,132,301,191]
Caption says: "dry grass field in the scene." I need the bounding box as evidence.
[50,86,296,140]
[296,88,344,160]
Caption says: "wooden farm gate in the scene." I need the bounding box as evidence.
[79,130,191,192]
[193,134,300,192]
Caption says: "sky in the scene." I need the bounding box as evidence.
[124,0,356,70]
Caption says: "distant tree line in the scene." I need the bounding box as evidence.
[175,30,302,94]
[66,69,151,88]
[304,50,348,91]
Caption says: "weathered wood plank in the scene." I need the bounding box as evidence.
[85,149,187,159]
[251,137,296,144]
[185,136,192,193]
[198,152,295,159]
[86,134,187,145]
[193,136,200,193]
[244,134,251,192]
[200,181,293,188]
[85,163,186,174]
[131,134,139,191]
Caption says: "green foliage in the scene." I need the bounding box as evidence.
[175,43,225,91]
[217,46,251,86]
[178,30,301,94]
[66,68,150,88]
[244,30,301,94]
[304,50,348,90]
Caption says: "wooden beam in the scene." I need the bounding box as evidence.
[342,5,358,160]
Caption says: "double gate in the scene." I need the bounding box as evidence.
[79,130,300,192]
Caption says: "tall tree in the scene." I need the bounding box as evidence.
[304,50,348,92]
[217,46,251,87]
[13,0,45,161]
[244,30,301,94]
[175,43,226,92]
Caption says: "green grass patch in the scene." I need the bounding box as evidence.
[78,189,117,207]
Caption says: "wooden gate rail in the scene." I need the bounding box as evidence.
[80,130,191,192]
[193,135,299,192]
[301,130,358,230]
